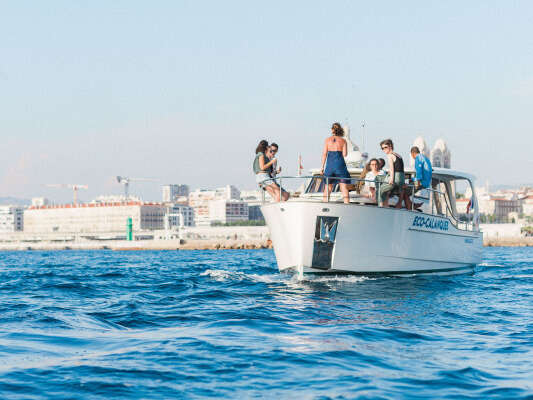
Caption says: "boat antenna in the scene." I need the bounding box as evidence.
[361,120,366,152]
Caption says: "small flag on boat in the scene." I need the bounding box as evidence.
[467,198,473,214]
[298,155,303,176]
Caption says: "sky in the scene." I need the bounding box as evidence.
[1,1,532,202]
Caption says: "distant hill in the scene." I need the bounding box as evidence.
[0,197,31,206]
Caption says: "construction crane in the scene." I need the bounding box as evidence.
[45,184,88,205]
[116,176,157,199]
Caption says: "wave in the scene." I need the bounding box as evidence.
[0,248,531,399]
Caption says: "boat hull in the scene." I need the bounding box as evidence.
[261,201,482,275]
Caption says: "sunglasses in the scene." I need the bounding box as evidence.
[381,146,389,150]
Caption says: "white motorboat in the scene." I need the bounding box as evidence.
[261,167,482,276]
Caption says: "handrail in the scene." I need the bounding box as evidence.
[256,174,482,230]
[259,175,446,201]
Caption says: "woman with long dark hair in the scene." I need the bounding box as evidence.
[320,122,350,204]
[253,140,281,201]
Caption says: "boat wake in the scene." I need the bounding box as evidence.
[200,268,372,285]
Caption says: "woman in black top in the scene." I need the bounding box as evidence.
[378,139,405,207]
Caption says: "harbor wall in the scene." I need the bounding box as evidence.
[1,225,532,251]
[480,223,532,246]
[0,226,271,251]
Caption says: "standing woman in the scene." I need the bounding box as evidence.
[253,140,281,202]
[320,122,350,204]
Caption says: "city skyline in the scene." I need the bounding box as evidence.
[2,1,532,202]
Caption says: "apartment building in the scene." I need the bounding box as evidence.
[0,206,24,232]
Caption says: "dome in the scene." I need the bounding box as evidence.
[434,138,448,151]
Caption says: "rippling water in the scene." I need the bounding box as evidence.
[0,248,532,399]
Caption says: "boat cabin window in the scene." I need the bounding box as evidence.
[305,176,347,194]
[305,176,327,194]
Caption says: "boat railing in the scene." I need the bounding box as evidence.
[259,175,476,232]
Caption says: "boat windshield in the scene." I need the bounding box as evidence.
[430,175,478,231]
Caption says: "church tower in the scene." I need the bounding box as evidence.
[431,139,451,168]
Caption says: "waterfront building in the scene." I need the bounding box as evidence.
[174,196,189,205]
[208,199,248,225]
[240,189,268,221]
[31,197,49,207]
[93,195,140,203]
[522,195,533,216]
[24,202,166,233]
[162,184,190,203]
[0,206,24,232]
[493,197,523,222]
[476,194,523,223]
[165,204,195,228]
[189,185,241,226]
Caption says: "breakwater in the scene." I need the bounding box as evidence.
[1,237,532,251]
[1,224,532,251]
[483,237,533,247]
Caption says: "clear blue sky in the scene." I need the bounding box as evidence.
[1,1,532,202]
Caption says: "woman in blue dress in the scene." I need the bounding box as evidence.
[319,122,351,204]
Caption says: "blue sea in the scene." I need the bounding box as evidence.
[0,248,532,399]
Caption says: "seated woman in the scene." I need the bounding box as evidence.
[362,158,385,201]
[266,146,289,201]
[253,140,282,202]
[320,123,350,204]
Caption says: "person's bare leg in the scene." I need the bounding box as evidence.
[265,186,277,201]
[403,192,413,210]
[323,183,332,202]
[394,192,404,208]
[382,192,390,208]
[340,183,349,204]
[271,185,281,202]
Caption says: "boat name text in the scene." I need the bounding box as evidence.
[412,216,449,231]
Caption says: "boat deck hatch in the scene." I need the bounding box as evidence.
[312,216,338,270]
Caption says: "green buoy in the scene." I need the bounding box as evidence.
[127,217,133,241]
